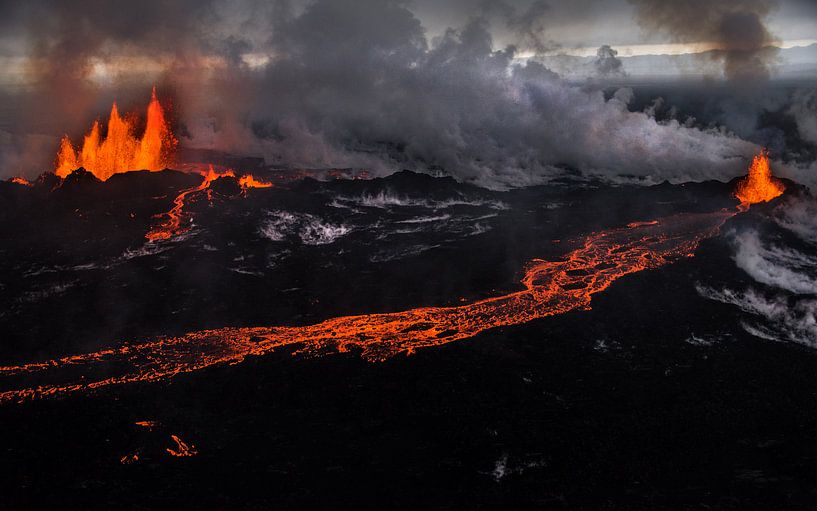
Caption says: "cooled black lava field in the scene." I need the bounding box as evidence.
[2,169,817,509]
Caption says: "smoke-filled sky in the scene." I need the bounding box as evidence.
[1,0,817,188]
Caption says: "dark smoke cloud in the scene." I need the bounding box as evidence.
[595,45,624,76]
[483,0,557,55]
[193,0,757,188]
[629,0,780,81]
[0,0,271,174]
[0,0,795,188]
[11,0,214,130]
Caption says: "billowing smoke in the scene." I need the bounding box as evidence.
[198,1,760,188]
[788,89,817,146]
[595,45,624,76]
[629,0,779,81]
[732,228,817,294]
[0,0,773,188]
[493,0,556,55]
[697,285,817,347]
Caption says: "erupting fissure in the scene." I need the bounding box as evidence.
[735,149,785,205]
[0,209,736,404]
[55,87,177,181]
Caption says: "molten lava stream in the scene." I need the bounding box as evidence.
[145,166,272,242]
[144,166,228,242]
[0,209,735,404]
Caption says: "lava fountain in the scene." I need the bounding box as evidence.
[735,149,785,205]
[55,87,177,181]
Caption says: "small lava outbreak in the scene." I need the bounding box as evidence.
[55,87,177,180]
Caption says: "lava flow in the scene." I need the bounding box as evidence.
[238,174,273,188]
[145,165,273,242]
[145,165,229,242]
[9,176,32,186]
[166,435,197,457]
[55,87,177,181]
[0,209,735,404]
[735,149,785,205]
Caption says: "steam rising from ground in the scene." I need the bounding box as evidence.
[699,194,817,349]
[259,210,351,245]
[697,286,817,348]
[732,229,817,294]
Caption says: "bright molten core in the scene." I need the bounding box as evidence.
[735,150,785,205]
[55,88,177,181]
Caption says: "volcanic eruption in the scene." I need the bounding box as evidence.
[49,86,274,242]
[4,1,817,507]
[54,87,177,180]
[0,141,790,403]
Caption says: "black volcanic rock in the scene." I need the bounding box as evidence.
[209,175,242,197]
[59,167,101,188]
[1,169,815,510]
[103,169,202,199]
[35,171,62,191]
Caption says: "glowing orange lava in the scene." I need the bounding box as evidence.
[166,435,197,457]
[9,177,32,186]
[55,87,177,181]
[0,209,735,404]
[735,149,785,205]
[144,165,228,242]
[238,174,273,188]
[120,453,140,464]
[145,166,272,242]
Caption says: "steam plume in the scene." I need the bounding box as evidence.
[0,0,767,188]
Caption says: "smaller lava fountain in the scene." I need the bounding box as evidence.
[55,87,177,181]
[735,149,785,205]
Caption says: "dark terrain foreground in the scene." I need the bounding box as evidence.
[1,169,816,509]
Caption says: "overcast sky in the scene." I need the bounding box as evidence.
[413,0,817,49]
[2,0,817,66]
[1,0,816,187]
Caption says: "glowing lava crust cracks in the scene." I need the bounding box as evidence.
[55,88,177,181]
[735,150,785,205]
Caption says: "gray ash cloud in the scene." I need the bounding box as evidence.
[1,0,809,188]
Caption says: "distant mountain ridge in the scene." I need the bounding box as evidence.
[531,43,817,80]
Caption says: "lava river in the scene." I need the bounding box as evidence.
[0,209,735,404]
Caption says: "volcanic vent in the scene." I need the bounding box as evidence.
[735,149,785,205]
